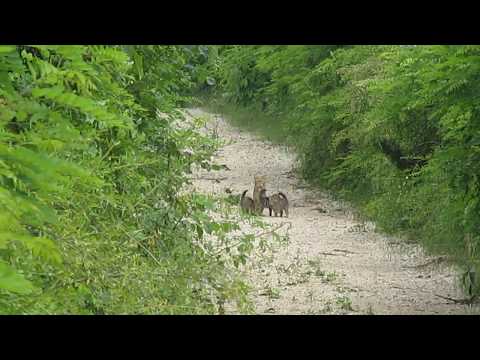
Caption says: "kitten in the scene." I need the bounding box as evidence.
[268,191,289,217]
[240,189,255,214]
[259,188,270,215]
[253,175,267,215]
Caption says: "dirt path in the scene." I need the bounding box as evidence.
[187,108,479,315]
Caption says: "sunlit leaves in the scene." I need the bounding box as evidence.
[0,262,34,294]
[32,86,131,129]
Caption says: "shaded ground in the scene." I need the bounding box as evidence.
[187,108,479,315]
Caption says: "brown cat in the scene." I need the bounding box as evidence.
[268,191,289,217]
[259,188,270,215]
[253,175,267,215]
[240,189,255,214]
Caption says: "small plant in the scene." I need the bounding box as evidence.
[261,286,281,300]
[314,269,338,283]
[304,308,323,315]
[224,193,241,206]
[321,301,333,314]
[308,258,322,268]
[326,272,338,282]
[336,296,354,312]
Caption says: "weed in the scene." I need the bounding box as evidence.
[336,296,354,312]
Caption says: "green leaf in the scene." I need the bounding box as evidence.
[0,262,35,295]
[133,51,144,80]
[0,46,16,54]
[32,86,132,129]
[0,232,62,265]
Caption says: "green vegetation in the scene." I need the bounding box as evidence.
[4,44,479,313]
[0,45,272,314]
[201,45,480,300]
[336,296,354,312]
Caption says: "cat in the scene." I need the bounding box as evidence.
[259,188,270,216]
[253,175,267,215]
[240,189,255,214]
[268,191,289,217]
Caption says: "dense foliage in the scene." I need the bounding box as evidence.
[207,45,480,299]
[0,45,263,314]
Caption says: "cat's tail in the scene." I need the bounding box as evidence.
[278,191,289,205]
[241,189,248,201]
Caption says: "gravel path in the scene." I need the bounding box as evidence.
[187,107,479,315]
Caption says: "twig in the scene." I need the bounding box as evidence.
[99,141,120,162]
[132,182,163,209]
[281,171,295,178]
[212,222,289,256]
[317,252,345,257]
[333,249,356,254]
[390,285,434,294]
[296,185,310,189]
[191,176,228,181]
[137,242,164,268]
[434,294,478,305]
[121,229,163,267]
[107,159,164,173]
[403,256,448,269]
[253,222,289,239]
